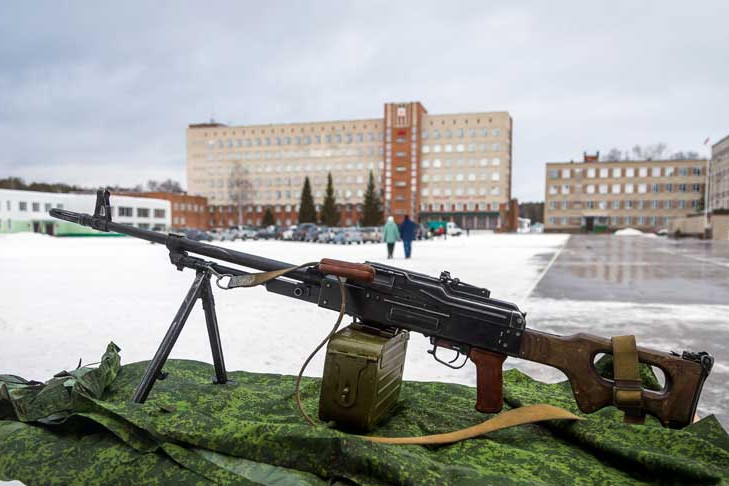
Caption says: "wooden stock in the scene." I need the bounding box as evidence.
[319,258,376,283]
[518,329,706,428]
[470,349,507,413]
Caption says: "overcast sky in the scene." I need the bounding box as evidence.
[1,1,727,201]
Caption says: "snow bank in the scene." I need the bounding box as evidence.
[614,228,643,236]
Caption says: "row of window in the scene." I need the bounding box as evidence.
[548,166,703,179]
[422,158,501,168]
[206,132,384,150]
[0,201,64,212]
[172,202,205,213]
[548,199,701,211]
[420,202,501,212]
[422,187,501,197]
[422,172,500,183]
[548,216,671,227]
[421,128,501,139]
[202,147,385,162]
[549,182,701,195]
[422,143,502,154]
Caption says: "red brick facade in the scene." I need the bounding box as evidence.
[129,192,209,229]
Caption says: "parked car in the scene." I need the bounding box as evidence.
[184,229,213,241]
[231,225,258,240]
[333,227,364,244]
[293,223,318,241]
[416,223,431,240]
[446,222,462,236]
[317,226,337,243]
[256,225,277,239]
[280,225,297,240]
[304,225,322,242]
[210,228,236,241]
[360,226,382,243]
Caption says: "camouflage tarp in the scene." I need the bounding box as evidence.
[1,343,728,485]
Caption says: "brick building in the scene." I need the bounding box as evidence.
[709,134,729,211]
[544,153,707,232]
[186,101,515,229]
[129,192,209,229]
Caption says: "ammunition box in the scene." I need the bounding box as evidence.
[318,324,409,432]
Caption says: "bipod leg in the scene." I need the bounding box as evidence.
[131,270,207,403]
[201,277,230,384]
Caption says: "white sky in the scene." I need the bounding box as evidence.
[0,1,727,201]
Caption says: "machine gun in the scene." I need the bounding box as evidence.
[50,189,714,429]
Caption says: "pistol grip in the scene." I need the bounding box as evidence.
[470,348,506,413]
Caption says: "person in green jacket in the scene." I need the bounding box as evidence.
[383,216,400,259]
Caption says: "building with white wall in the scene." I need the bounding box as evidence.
[0,189,171,236]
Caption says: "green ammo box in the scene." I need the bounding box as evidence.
[318,324,409,432]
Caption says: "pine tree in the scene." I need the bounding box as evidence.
[262,207,275,226]
[298,177,317,223]
[361,171,384,226]
[320,172,340,226]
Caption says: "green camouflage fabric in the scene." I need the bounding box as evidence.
[1,344,728,485]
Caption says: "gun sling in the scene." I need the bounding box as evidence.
[611,335,646,424]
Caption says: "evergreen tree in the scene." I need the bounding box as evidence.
[320,172,340,226]
[262,207,275,226]
[361,171,384,226]
[298,177,317,223]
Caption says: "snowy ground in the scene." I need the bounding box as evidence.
[1,232,727,425]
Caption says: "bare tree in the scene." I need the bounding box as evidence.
[604,148,623,161]
[229,163,254,225]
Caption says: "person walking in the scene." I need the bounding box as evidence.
[383,216,400,259]
[399,214,416,259]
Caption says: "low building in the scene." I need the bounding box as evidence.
[709,134,729,211]
[128,192,208,230]
[544,153,707,233]
[0,189,171,235]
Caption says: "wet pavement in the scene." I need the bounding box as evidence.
[528,234,729,427]
[533,235,729,304]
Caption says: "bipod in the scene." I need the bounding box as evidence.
[131,247,232,403]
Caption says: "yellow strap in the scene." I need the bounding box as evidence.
[611,335,645,424]
[358,404,582,445]
[226,262,318,288]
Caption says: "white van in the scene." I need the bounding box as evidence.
[446,222,462,236]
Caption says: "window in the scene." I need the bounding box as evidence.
[679,167,688,176]
[118,207,133,217]
[692,167,702,176]
[625,200,633,209]
[549,185,559,195]
[639,167,648,177]
[679,184,687,192]
[638,184,647,194]
[612,200,620,209]
[491,173,500,182]
[666,183,673,192]
[612,168,621,177]
[548,169,560,179]
[561,200,568,210]
[679,200,687,209]
[32,202,40,212]
[44,203,52,212]
[692,184,701,192]
[587,168,596,178]
[599,184,608,194]
[562,169,570,178]
[19,202,27,211]
[612,184,621,194]
[549,201,557,209]
[600,168,609,178]
[586,185,595,194]
[611,216,620,226]
[154,209,166,218]
[562,184,570,194]
[664,200,671,209]
[626,168,635,177]
[625,216,632,224]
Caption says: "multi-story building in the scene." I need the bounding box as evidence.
[709,134,729,211]
[544,153,707,232]
[0,189,171,235]
[186,101,513,229]
[128,192,209,229]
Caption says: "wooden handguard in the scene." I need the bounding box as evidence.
[470,348,507,413]
[318,258,376,283]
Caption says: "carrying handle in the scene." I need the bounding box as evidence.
[319,258,376,283]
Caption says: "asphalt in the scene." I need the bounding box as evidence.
[533,235,729,304]
[529,234,729,427]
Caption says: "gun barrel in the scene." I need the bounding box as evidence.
[49,208,311,281]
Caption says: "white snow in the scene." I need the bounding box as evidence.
[614,228,643,236]
[0,233,567,387]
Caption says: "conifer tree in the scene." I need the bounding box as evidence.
[298,177,317,223]
[320,172,340,226]
[262,207,275,226]
[361,170,384,226]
